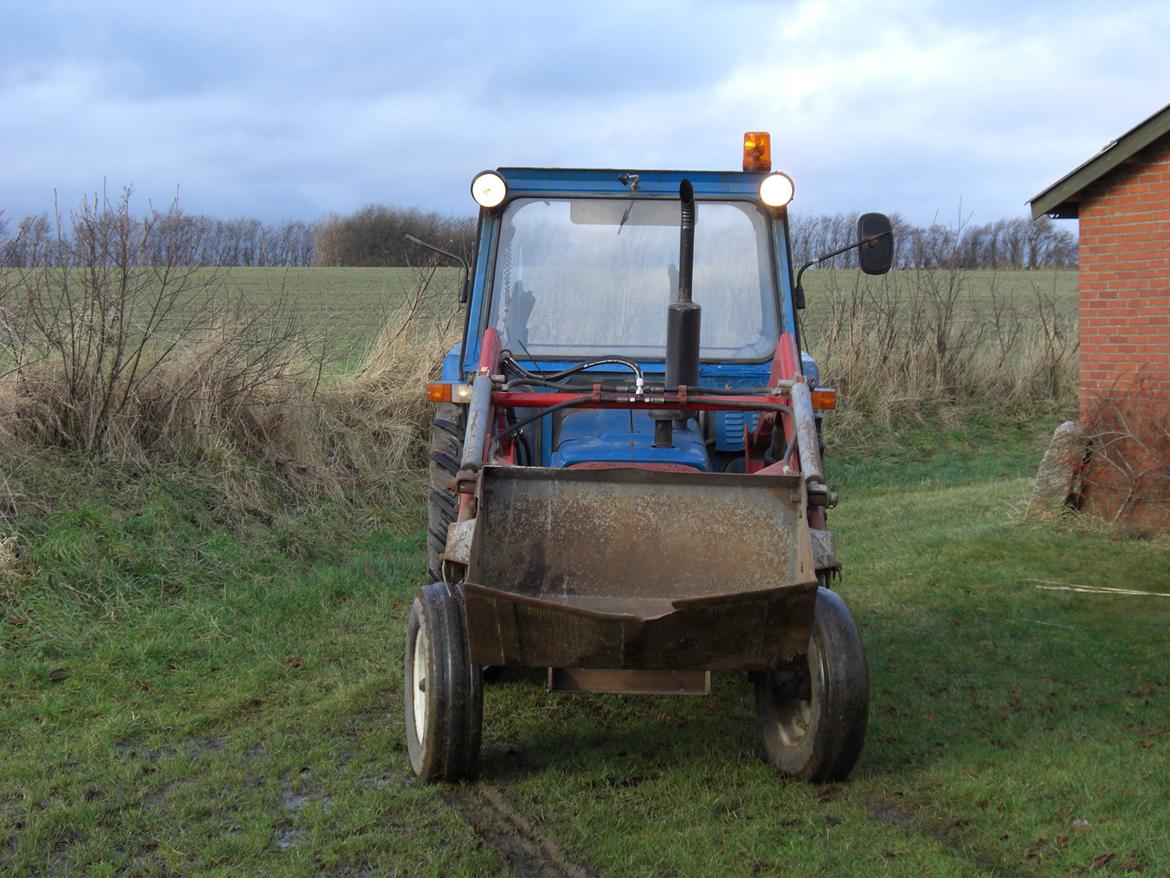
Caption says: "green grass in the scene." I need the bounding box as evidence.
[824,415,1071,492]
[4,418,1169,876]
[1,459,503,875]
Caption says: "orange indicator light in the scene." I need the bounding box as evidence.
[426,382,452,403]
[811,388,837,410]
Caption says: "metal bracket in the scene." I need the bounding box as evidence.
[809,528,839,572]
[442,518,476,567]
[548,668,710,695]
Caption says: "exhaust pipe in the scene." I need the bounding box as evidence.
[654,179,702,447]
[676,179,696,306]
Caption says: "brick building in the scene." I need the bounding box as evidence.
[1030,103,1170,530]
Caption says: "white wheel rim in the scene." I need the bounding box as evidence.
[774,636,821,748]
[413,624,428,742]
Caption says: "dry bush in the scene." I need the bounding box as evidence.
[807,267,1078,443]
[317,265,461,504]
[0,190,460,517]
[314,204,474,267]
[1081,376,1170,528]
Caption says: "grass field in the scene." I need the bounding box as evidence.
[209,266,1078,368]
[217,267,453,371]
[4,415,1169,876]
[0,264,1076,392]
[799,267,1078,334]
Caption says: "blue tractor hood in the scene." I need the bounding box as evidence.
[551,409,710,471]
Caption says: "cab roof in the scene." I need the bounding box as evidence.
[496,167,770,200]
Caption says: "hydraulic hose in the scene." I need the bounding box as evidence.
[502,353,644,383]
[502,376,777,395]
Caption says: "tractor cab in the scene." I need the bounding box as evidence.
[441,156,810,474]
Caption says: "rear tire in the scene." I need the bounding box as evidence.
[753,587,869,782]
[404,582,483,782]
[427,403,466,582]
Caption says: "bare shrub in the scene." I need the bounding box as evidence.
[1081,376,1170,528]
[0,187,246,455]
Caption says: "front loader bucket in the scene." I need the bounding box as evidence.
[462,466,819,672]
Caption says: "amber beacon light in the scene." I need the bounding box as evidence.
[743,132,772,172]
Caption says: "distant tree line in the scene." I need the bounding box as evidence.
[2,199,1074,270]
[0,208,320,268]
[789,212,1078,270]
[0,201,476,269]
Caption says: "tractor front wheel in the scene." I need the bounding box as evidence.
[753,586,869,782]
[404,582,483,782]
[427,403,466,583]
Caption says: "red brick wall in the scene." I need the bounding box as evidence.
[1075,136,1170,529]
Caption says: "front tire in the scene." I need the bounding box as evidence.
[404,582,483,782]
[753,587,869,782]
[427,403,466,582]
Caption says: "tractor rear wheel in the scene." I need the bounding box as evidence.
[753,587,869,782]
[404,582,483,782]
[427,403,466,582]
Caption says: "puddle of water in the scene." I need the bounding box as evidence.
[282,790,310,812]
[274,829,303,850]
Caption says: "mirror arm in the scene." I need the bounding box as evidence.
[793,230,893,310]
[794,260,814,310]
[405,234,471,304]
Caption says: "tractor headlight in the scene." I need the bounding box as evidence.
[471,171,507,208]
[759,172,795,208]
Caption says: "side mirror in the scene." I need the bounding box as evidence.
[794,213,896,309]
[857,213,894,275]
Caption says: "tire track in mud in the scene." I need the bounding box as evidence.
[441,782,592,878]
[441,758,1027,877]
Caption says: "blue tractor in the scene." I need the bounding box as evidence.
[405,133,894,783]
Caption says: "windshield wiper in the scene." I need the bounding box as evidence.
[616,202,633,235]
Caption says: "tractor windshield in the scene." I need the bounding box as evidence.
[487,197,778,361]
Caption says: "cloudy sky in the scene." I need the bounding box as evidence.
[3,0,1168,227]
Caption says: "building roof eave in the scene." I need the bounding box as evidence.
[1028,103,1170,220]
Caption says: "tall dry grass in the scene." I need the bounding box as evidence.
[315,267,462,505]
[805,267,1078,444]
